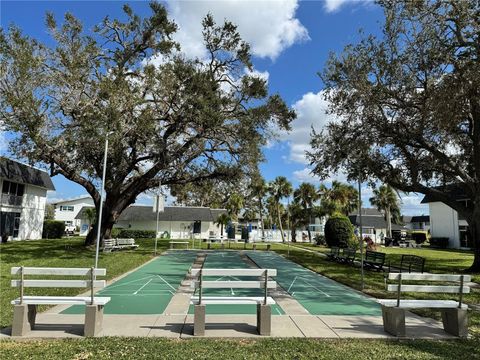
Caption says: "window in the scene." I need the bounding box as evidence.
[13,213,20,238]
[2,181,25,196]
[59,205,74,212]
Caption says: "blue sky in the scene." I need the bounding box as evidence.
[0,0,428,215]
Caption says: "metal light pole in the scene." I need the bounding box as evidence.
[94,132,112,269]
[358,176,364,291]
[154,180,161,256]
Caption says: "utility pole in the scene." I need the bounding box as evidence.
[358,177,364,291]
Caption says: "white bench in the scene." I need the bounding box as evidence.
[11,266,110,337]
[190,268,277,336]
[169,241,189,250]
[378,273,470,337]
[103,238,138,252]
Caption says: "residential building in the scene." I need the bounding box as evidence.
[349,208,406,243]
[403,215,430,231]
[421,186,472,249]
[76,205,227,239]
[0,157,55,241]
[51,195,94,228]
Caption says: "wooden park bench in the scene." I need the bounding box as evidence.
[11,266,110,337]
[326,247,340,261]
[169,241,189,250]
[336,248,356,265]
[103,238,118,252]
[190,268,277,336]
[378,273,470,337]
[363,250,386,272]
[115,238,139,250]
[389,254,425,273]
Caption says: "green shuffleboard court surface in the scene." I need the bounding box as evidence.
[62,251,197,315]
[247,251,382,316]
[188,251,284,315]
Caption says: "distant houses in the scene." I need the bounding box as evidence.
[75,204,227,239]
[51,195,94,228]
[0,157,55,241]
[348,208,407,243]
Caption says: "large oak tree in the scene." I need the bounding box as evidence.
[308,0,480,270]
[0,3,294,245]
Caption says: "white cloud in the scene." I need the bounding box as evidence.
[165,0,309,61]
[324,0,373,13]
[283,91,338,164]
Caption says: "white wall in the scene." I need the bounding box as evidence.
[429,202,460,248]
[54,197,94,227]
[0,180,47,240]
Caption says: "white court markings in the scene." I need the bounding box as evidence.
[287,276,332,297]
[97,274,176,296]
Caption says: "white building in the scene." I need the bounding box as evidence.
[421,187,471,249]
[76,205,227,239]
[51,195,94,228]
[0,157,55,241]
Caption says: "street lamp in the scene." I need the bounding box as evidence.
[94,131,114,269]
[358,176,365,291]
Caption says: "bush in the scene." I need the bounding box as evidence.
[314,234,326,246]
[111,228,121,238]
[324,215,355,248]
[116,229,155,238]
[430,237,449,248]
[42,220,65,239]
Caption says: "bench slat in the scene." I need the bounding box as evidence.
[11,267,107,276]
[387,284,470,293]
[194,280,276,289]
[11,280,106,288]
[388,273,471,282]
[190,296,275,305]
[191,269,277,277]
[11,296,111,305]
[378,299,468,309]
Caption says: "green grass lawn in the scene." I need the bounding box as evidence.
[1,238,479,359]
[0,237,171,328]
[1,337,480,360]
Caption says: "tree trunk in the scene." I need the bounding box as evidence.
[307,227,312,243]
[468,204,480,272]
[84,204,118,246]
[258,198,265,240]
[291,227,296,242]
[220,224,224,237]
[277,204,285,242]
[386,206,392,238]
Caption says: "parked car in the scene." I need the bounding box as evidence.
[64,224,76,235]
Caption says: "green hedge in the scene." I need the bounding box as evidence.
[115,229,156,238]
[324,215,355,248]
[42,220,65,239]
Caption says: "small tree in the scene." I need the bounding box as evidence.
[84,208,96,232]
[369,185,400,238]
[215,213,231,237]
[44,204,55,220]
[293,182,319,242]
[268,176,293,242]
[324,214,354,248]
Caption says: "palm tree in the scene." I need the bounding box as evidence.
[226,193,244,221]
[84,208,97,231]
[319,181,358,215]
[369,185,400,238]
[293,182,319,242]
[250,176,268,240]
[268,176,293,242]
[215,213,231,237]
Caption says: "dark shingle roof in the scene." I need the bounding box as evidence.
[76,205,225,222]
[349,208,383,216]
[349,215,387,229]
[410,215,430,223]
[0,157,55,190]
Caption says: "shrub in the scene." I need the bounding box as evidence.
[324,215,355,248]
[364,236,377,250]
[116,229,155,238]
[314,234,326,246]
[430,237,449,249]
[42,220,65,239]
[111,228,121,238]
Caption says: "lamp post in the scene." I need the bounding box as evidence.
[358,176,365,291]
[154,180,162,256]
[94,131,113,270]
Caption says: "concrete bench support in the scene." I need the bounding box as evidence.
[12,304,29,336]
[84,304,105,337]
[194,304,206,336]
[257,304,271,335]
[381,305,406,337]
[442,308,468,337]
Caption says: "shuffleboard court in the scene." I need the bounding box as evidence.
[188,251,284,315]
[247,251,381,316]
[62,251,197,315]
